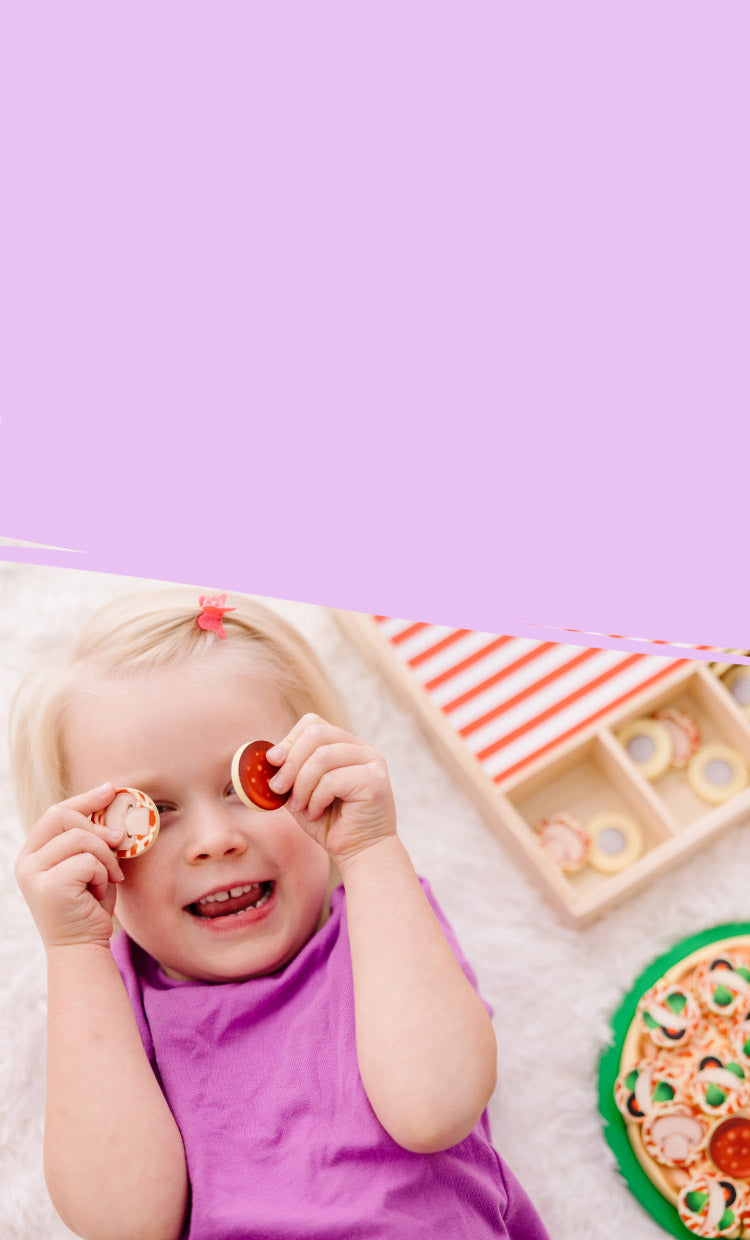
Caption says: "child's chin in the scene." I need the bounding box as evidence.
[161,957,278,984]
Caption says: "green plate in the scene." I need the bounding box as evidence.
[598,923,750,1238]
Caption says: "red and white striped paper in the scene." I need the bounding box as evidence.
[374,617,693,786]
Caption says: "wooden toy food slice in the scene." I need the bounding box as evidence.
[534,812,589,873]
[614,1057,683,1122]
[642,1104,709,1168]
[709,1116,750,1181]
[688,1057,750,1119]
[653,707,701,769]
[695,958,750,1020]
[587,811,643,874]
[91,787,160,859]
[677,1174,746,1237]
[617,717,673,779]
[687,746,749,806]
[639,981,701,1049]
[231,741,290,811]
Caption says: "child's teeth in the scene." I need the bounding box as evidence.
[199,884,258,906]
[191,882,272,918]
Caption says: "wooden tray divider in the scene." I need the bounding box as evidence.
[595,728,681,839]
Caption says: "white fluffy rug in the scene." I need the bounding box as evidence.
[3,561,750,1239]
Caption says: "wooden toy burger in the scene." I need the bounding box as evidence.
[601,927,750,1238]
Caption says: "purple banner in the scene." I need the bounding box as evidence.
[1,4,747,646]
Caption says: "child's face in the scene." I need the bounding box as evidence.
[63,653,332,982]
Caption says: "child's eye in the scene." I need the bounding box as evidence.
[154,803,175,818]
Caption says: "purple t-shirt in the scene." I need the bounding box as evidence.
[111,881,549,1240]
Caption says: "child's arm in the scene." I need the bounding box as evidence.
[267,718,498,1154]
[338,834,498,1152]
[15,785,188,1240]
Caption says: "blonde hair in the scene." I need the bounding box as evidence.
[10,588,348,831]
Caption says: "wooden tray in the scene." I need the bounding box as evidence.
[334,611,750,926]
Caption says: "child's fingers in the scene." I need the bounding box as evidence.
[21,784,120,853]
[265,714,324,765]
[15,830,124,906]
[54,782,117,821]
[32,827,125,886]
[267,719,361,795]
[285,742,379,812]
[265,715,352,769]
[302,763,375,821]
[44,851,112,905]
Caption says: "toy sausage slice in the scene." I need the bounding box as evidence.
[232,741,290,812]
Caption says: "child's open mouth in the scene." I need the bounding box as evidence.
[187,881,274,919]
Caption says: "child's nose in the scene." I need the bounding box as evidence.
[184,805,249,863]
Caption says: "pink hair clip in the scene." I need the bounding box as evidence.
[196,593,236,640]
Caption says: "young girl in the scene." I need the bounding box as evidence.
[12,588,550,1240]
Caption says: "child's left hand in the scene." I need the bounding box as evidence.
[265,715,397,870]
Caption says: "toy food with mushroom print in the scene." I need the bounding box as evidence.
[696,959,750,1021]
[642,1104,709,1168]
[688,1057,750,1119]
[91,788,160,859]
[677,1175,746,1238]
[614,1058,684,1123]
[638,981,701,1049]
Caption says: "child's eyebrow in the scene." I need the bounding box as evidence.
[124,759,237,794]
[126,773,163,793]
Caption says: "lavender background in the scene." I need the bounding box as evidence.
[1,3,747,644]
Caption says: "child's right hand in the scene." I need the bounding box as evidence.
[15,783,126,950]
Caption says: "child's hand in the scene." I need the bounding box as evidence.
[15,784,126,950]
[265,716,397,871]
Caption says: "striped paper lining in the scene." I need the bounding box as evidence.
[374,617,691,785]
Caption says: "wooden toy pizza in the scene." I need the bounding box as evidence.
[91,787,160,859]
[600,925,750,1238]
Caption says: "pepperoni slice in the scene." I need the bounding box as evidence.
[231,741,290,812]
[709,1116,750,1179]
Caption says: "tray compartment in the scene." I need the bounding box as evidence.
[505,733,675,901]
[610,667,750,830]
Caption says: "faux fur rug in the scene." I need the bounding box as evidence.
[3,561,749,1239]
